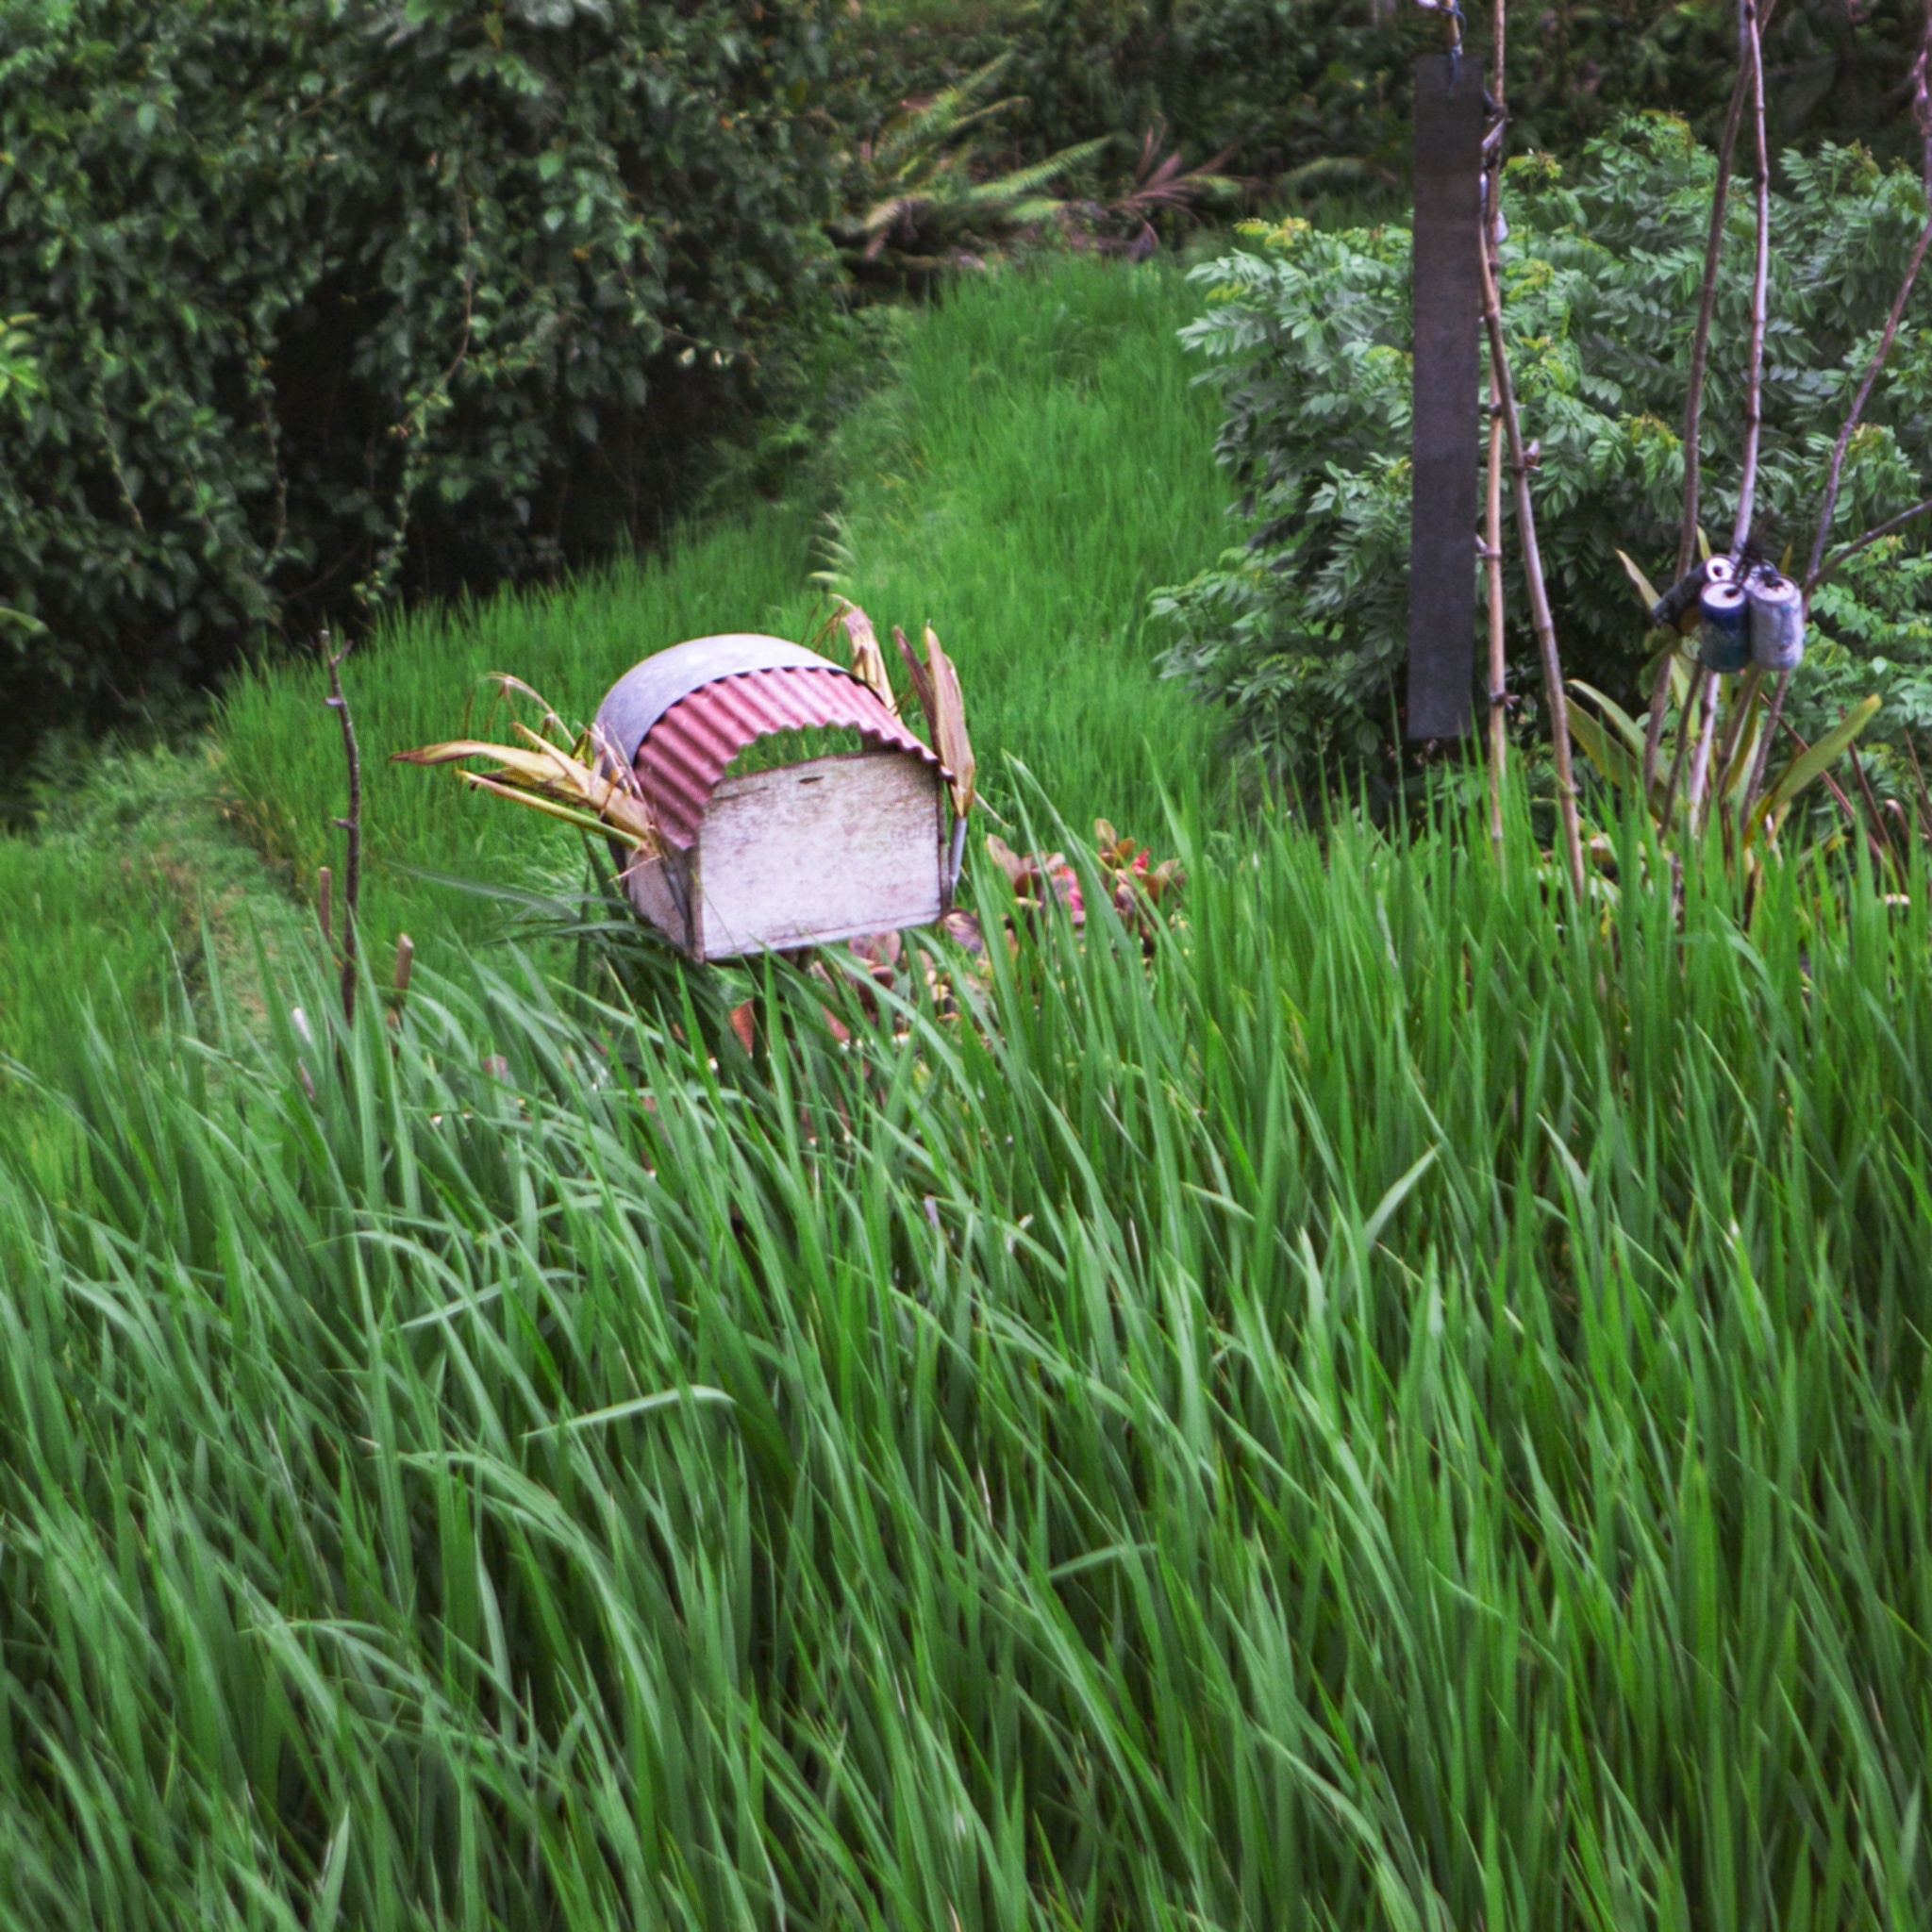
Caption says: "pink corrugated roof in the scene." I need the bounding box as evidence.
[635,666,941,848]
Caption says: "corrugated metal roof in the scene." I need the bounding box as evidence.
[593,635,835,773]
[635,665,941,849]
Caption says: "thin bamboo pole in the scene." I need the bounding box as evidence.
[1688,675,1723,838]
[1661,666,1706,836]
[1732,0,1771,552]
[323,634,362,1028]
[1688,0,1766,839]
[1640,66,1748,797]
[1477,241,1587,896]
[1485,407,1507,853]
[1675,71,1749,583]
[1484,0,1509,855]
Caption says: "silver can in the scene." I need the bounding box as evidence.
[1746,573,1805,672]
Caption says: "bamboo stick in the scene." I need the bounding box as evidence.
[1661,666,1707,837]
[1485,407,1507,854]
[1691,0,1765,847]
[1641,62,1749,796]
[1687,674,1723,835]
[323,634,362,1028]
[1732,0,1771,553]
[1477,240,1587,896]
[1485,0,1509,855]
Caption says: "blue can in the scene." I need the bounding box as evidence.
[1698,580,1751,674]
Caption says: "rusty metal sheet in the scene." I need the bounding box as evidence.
[632,666,941,849]
[592,634,833,773]
[1407,54,1487,741]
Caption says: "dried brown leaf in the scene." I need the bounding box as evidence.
[834,598,900,716]
[923,625,975,818]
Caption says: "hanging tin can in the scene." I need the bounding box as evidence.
[1698,579,1751,674]
[1650,552,1736,633]
[1746,572,1805,671]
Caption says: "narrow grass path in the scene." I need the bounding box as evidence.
[820,258,1225,832]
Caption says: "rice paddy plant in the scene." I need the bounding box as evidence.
[0,828,183,1137]
[3,789,1929,1927]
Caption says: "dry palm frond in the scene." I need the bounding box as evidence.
[893,624,935,721]
[919,625,975,819]
[830,597,900,716]
[393,721,662,855]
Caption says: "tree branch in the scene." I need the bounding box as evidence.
[1814,493,1932,587]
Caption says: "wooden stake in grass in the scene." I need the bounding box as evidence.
[1485,406,1507,854]
[323,632,362,1028]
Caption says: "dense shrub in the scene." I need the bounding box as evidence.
[0,0,838,758]
[850,0,1927,193]
[1153,117,1932,784]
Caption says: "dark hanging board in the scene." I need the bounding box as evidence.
[1407,54,1487,741]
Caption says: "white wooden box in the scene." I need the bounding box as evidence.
[624,748,943,960]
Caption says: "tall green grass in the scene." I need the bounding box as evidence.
[4,794,1929,1927]
[0,746,312,1157]
[219,509,824,969]
[0,825,181,1101]
[218,255,1229,974]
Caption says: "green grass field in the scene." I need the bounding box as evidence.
[4,249,1932,1926]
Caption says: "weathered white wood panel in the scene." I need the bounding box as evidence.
[693,751,941,958]
[621,845,695,953]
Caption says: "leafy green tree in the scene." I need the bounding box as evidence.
[1154,116,1932,785]
[847,0,1928,198]
[0,0,838,752]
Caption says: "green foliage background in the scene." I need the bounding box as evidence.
[0,0,840,771]
[8,0,1932,794]
[852,0,1929,196]
[1155,118,1932,787]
